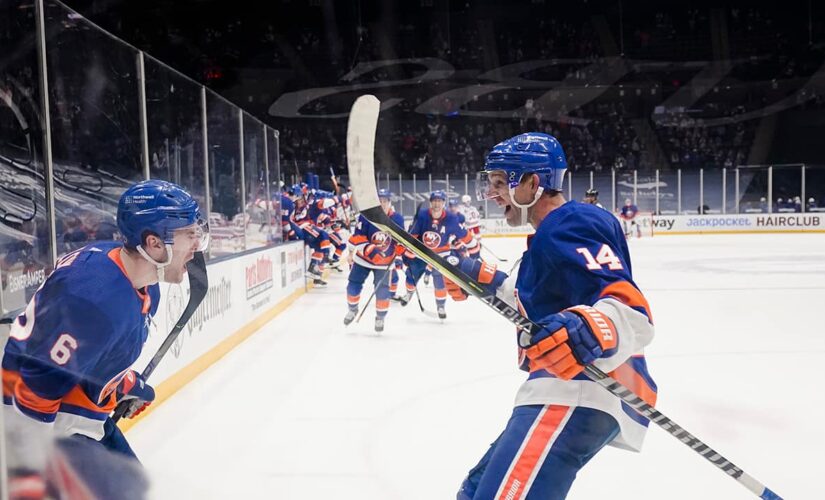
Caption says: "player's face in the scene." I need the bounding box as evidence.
[379,197,391,213]
[430,198,445,214]
[164,223,206,284]
[485,170,536,226]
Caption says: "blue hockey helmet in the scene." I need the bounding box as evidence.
[429,190,447,201]
[480,132,567,196]
[377,188,393,200]
[448,198,459,207]
[118,180,207,249]
[289,183,305,198]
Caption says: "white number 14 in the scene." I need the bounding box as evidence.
[576,244,624,271]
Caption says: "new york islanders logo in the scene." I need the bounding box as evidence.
[370,231,392,251]
[422,231,441,249]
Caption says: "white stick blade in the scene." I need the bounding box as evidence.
[346,95,381,211]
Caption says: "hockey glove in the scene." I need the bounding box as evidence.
[521,306,618,380]
[116,370,155,419]
[362,243,383,260]
[444,257,507,301]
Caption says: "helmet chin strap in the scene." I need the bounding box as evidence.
[509,185,545,226]
[136,243,175,283]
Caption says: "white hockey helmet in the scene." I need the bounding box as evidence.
[461,194,472,204]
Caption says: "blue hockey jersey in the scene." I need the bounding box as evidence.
[348,210,405,269]
[2,242,159,439]
[508,200,657,452]
[409,208,475,256]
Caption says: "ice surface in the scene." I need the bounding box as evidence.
[128,233,825,499]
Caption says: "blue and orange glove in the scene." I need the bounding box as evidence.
[520,306,618,380]
[362,243,383,260]
[116,370,155,419]
[444,257,507,301]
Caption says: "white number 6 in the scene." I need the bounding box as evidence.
[50,334,78,365]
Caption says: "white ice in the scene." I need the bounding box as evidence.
[129,233,825,500]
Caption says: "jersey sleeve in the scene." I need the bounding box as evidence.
[348,216,370,248]
[449,216,476,249]
[409,208,428,237]
[8,274,115,422]
[543,214,654,373]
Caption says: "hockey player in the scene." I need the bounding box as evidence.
[344,189,405,332]
[400,190,476,319]
[280,187,298,241]
[583,188,604,209]
[448,198,466,227]
[290,185,332,285]
[619,198,642,238]
[2,180,208,496]
[449,199,481,260]
[456,194,483,260]
[449,133,655,499]
[310,192,346,271]
[457,194,482,237]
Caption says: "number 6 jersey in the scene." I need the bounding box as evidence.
[2,241,159,440]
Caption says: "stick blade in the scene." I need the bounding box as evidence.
[346,95,381,212]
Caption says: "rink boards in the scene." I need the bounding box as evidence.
[120,212,823,432]
[119,240,307,431]
[480,213,825,237]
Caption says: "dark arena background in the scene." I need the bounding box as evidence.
[1,1,823,499]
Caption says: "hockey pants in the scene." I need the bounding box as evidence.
[347,263,391,319]
[457,405,619,500]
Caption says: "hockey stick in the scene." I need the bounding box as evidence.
[355,259,395,324]
[112,251,209,423]
[480,244,508,263]
[346,94,782,500]
[412,283,440,320]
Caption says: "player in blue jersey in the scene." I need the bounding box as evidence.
[290,184,332,285]
[619,198,642,238]
[448,133,656,500]
[2,179,209,498]
[344,189,405,332]
[448,198,466,227]
[400,190,476,319]
[280,186,297,241]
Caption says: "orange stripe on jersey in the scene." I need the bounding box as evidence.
[320,240,332,249]
[5,371,61,415]
[349,234,368,246]
[5,370,117,416]
[62,385,116,413]
[434,288,447,299]
[497,405,571,500]
[600,281,653,323]
[375,299,389,312]
[2,369,17,398]
[609,360,657,406]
